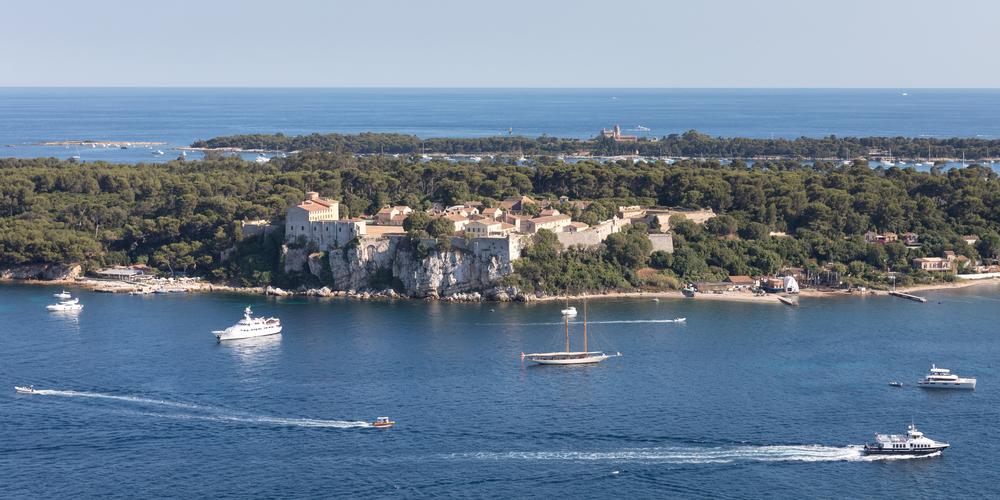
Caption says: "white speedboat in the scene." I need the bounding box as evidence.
[561,306,577,316]
[254,154,270,164]
[54,290,72,299]
[213,306,282,341]
[863,424,948,456]
[152,149,165,156]
[47,297,82,311]
[917,364,976,389]
[524,302,620,365]
[15,385,38,394]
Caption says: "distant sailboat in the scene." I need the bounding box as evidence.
[522,302,620,365]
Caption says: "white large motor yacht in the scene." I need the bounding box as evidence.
[863,424,949,456]
[917,364,976,390]
[46,297,83,312]
[213,306,282,341]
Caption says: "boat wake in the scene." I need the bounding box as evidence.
[126,410,372,429]
[447,445,940,464]
[24,389,371,429]
[485,319,686,326]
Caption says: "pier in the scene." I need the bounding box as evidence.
[889,291,927,303]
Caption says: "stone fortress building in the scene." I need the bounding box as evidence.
[284,191,366,249]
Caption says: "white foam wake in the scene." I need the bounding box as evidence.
[127,410,372,428]
[449,445,940,464]
[32,389,205,410]
[26,389,371,429]
[489,319,686,326]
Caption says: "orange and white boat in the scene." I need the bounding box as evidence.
[372,416,395,428]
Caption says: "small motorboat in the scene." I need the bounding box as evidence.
[54,290,72,299]
[889,381,903,387]
[47,297,82,311]
[672,317,686,323]
[561,306,577,316]
[372,416,395,428]
[14,385,37,394]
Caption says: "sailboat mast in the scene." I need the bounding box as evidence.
[583,301,588,352]
[565,315,570,352]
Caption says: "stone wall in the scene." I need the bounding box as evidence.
[649,233,674,253]
[555,217,630,249]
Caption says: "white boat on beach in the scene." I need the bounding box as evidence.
[47,297,82,311]
[523,302,620,365]
[213,306,282,341]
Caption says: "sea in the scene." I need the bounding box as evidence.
[3,283,1000,498]
[3,88,1000,164]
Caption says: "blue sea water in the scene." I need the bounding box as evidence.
[3,284,1000,498]
[3,88,1000,163]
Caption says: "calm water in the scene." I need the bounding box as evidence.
[2,284,999,498]
[3,88,1000,163]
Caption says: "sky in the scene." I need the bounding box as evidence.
[2,0,998,87]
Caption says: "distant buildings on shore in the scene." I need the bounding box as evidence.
[600,124,637,143]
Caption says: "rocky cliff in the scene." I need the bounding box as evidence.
[0,263,82,281]
[305,236,516,298]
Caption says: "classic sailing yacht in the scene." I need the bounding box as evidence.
[522,302,620,365]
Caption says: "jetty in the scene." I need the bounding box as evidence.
[777,295,798,306]
[888,291,927,303]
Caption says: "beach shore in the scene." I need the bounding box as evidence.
[6,276,999,305]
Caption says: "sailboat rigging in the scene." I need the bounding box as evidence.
[521,301,621,365]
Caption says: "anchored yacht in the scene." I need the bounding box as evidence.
[917,364,976,390]
[47,297,82,312]
[213,306,282,341]
[523,302,620,365]
[863,424,949,456]
[560,306,577,316]
[53,290,72,299]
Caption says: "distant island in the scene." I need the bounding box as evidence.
[1,132,999,301]
[192,129,1000,161]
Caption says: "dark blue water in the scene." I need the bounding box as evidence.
[3,284,1000,498]
[4,88,1000,163]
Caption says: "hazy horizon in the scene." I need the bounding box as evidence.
[4,0,1000,88]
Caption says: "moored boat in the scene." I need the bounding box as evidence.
[863,424,948,456]
[54,290,72,299]
[523,302,620,365]
[917,364,976,389]
[561,306,577,316]
[47,297,82,311]
[213,306,282,341]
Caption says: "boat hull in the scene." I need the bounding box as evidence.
[215,326,282,341]
[917,381,976,390]
[863,446,947,456]
[523,351,615,365]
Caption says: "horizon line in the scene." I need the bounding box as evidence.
[2,86,1000,91]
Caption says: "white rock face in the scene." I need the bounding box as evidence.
[325,237,515,297]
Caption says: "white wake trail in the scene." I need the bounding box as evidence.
[32,389,206,410]
[448,445,940,464]
[487,319,686,326]
[27,389,371,429]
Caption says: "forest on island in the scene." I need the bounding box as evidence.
[1,152,999,292]
[193,130,1000,159]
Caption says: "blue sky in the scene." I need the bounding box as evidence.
[3,0,998,87]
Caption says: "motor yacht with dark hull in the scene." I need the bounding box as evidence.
[863,424,948,456]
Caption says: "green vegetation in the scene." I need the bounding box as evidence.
[1,152,998,293]
[194,130,1000,159]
